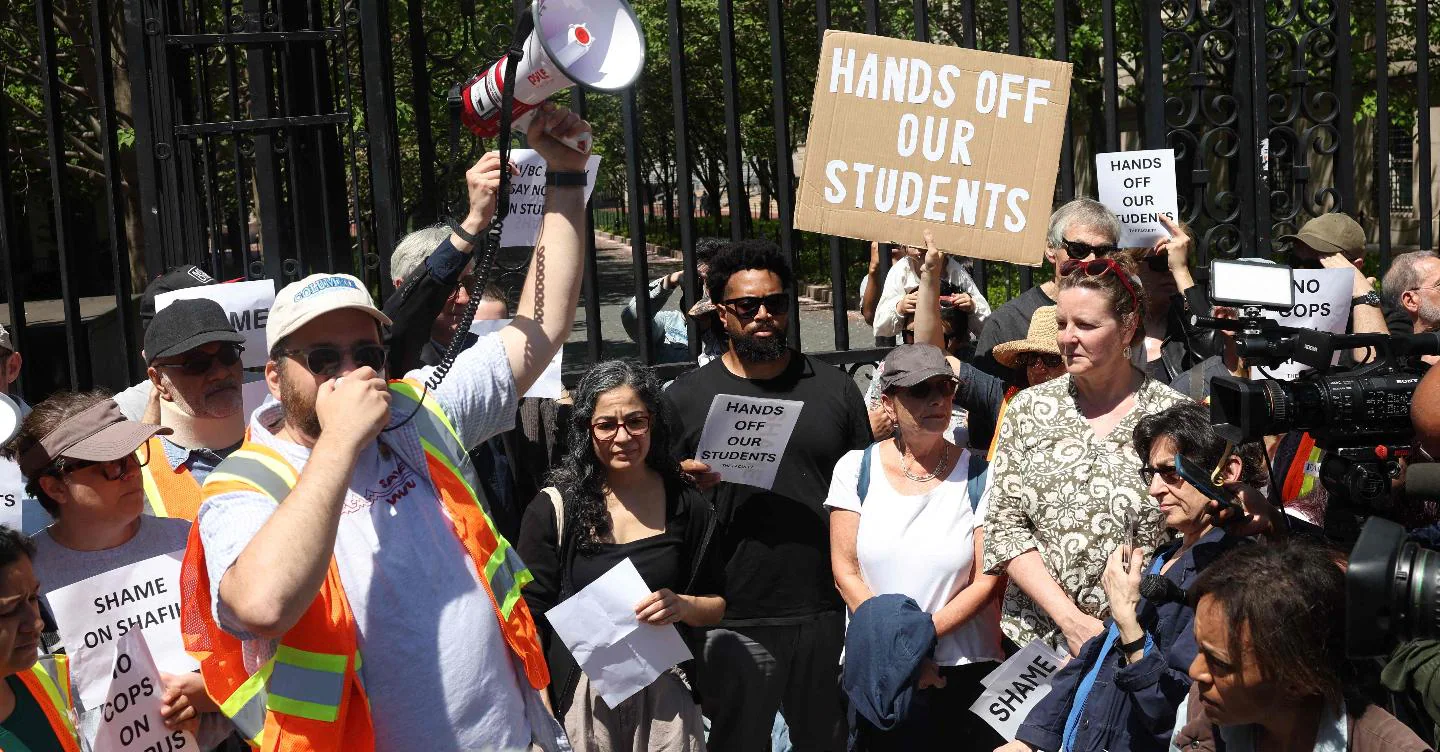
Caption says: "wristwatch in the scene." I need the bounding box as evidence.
[1351,291,1382,308]
[545,170,587,187]
[1119,635,1147,655]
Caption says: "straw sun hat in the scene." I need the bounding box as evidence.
[990,305,1061,369]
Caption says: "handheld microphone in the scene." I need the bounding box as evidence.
[1140,574,1188,605]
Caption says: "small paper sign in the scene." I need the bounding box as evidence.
[693,395,805,490]
[1096,149,1180,248]
[498,149,601,249]
[1256,268,1352,380]
[92,629,196,752]
[969,639,1066,740]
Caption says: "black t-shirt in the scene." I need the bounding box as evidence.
[975,285,1055,384]
[571,523,685,596]
[664,352,871,625]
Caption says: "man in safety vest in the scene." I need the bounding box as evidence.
[182,102,589,752]
[140,298,249,520]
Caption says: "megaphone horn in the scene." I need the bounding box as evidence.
[459,0,646,154]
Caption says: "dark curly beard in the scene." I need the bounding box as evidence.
[732,328,788,362]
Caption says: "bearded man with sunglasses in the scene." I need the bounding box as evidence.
[664,240,872,752]
[181,105,589,752]
[139,299,249,521]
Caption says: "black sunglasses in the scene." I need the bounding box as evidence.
[1017,352,1063,370]
[896,377,957,402]
[60,446,150,482]
[280,343,388,377]
[722,294,790,319]
[1061,239,1119,260]
[155,343,244,376]
[1138,462,1183,487]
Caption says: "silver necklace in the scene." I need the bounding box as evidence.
[900,443,951,483]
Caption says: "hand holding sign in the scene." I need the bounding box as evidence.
[694,395,805,490]
[1096,149,1180,248]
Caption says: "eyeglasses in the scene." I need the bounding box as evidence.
[1409,279,1440,293]
[1017,352,1064,370]
[895,377,957,402]
[591,414,652,441]
[1061,239,1119,261]
[60,447,149,482]
[155,343,244,376]
[721,294,790,320]
[279,343,388,377]
[1138,462,1184,487]
[1060,258,1141,308]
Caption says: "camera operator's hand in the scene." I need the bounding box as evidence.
[1208,481,1286,539]
[527,102,592,173]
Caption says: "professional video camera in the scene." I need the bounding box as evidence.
[1190,259,1440,659]
[1195,259,1439,511]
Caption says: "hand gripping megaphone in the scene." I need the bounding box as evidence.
[458,0,645,153]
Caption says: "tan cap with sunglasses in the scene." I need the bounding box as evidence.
[991,306,1062,369]
[267,273,394,354]
[17,399,170,478]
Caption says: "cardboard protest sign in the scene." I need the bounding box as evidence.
[969,639,1066,740]
[499,149,601,249]
[48,551,198,709]
[155,279,277,370]
[93,629,196,752]
[694,395,804,490]
[795,31,1072,266]
[1096,149,1179,248]
[1255,268,1352,380]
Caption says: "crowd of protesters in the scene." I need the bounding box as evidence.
[0,98,1438,752]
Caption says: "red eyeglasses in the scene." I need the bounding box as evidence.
[1060,258,1140,307]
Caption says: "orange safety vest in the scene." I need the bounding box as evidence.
[1282,432,1324,503]
[14,654,80,752]
[986,386,1021,462]
[138,436,204,521]
[178,379,547,751]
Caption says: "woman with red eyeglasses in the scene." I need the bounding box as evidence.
[517,359,724,751]
[981,252,1190,658]
[7,391,232,749]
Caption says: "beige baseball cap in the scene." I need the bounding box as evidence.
[266,273,393,353]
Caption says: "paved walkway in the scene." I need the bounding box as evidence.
[560,234,880,377]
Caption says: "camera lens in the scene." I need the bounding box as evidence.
[1348,517,1440,657]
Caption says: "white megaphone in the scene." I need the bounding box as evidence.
[459,0,645,154]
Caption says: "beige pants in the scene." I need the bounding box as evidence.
[561,668,706,752]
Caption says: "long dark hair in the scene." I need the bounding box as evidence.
[548,359,689,554]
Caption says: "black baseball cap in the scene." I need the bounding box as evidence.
[144,298,245,364]
[878,344,956,392]
[139,265,216,327]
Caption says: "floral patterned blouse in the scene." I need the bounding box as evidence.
[981,373,1189,651]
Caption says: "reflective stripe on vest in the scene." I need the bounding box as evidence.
[18,654,81,752]
[1282,432,1322,502]
[217,658,269,745]
[139,436,205,521]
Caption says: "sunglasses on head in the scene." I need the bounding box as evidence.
[1061,239,1119,260]
[280,343,388,377]
[1017,352,1063,370]
[722,293,790,319]
[1060,258,1140,306]
[156,343,244,376]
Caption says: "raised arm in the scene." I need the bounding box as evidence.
[496,103,592,396]
[912,232,946,350]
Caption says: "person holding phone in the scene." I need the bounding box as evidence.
[995,402,1277,752]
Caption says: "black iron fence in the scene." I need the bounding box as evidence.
[0,0,1434,399]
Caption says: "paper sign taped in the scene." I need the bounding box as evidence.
[546,558,693,708]
[155,279,277,370]
[92,629,196,752]
[0,458,50,535]
[1096,149,1179,248]
[969,639,1066,740]
[694,395,804,490]
[47,551,198,709]
[1254,268,1352,380]
[499,149,601,249]
[469,319,563,399]
[794,31,1073,266]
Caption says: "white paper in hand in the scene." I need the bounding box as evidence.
[468,318,563,399]
[1095,149,1179,248]
[968,639,1065,740]
[545,558,692,708]
[693,395,805,490]
[498,149,601,249]
[92,629,196,752]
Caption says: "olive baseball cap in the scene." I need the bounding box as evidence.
[878,343,956,392]
[1277,213,1365,257]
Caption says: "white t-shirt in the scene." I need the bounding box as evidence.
[825,446,1004,666]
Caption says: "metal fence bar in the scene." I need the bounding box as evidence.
[622,90,653,365]
[718,0,746,243]
[0,88,26,392]
[572,88,604,364]
[1373,0,1391,268]
[767,0,801,351]
[913,0,928,43]
[1417,0,1433,251]
[667,0,701,360]
[1101,0,1119,153]
[1141,0,1164,151]
[817,0,849,351]
[122,0,167,282]
[864,0,893,348]
[1053,0,1074,202]
[406,0,438,228]
[92,0,140,383]
[1335,0,1355,213]
[36,0,91,389]
[358,0,403,294]
[961,0,975,48]
[1008,0,1031,291]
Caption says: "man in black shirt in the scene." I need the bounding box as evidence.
[665,240,870,752]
